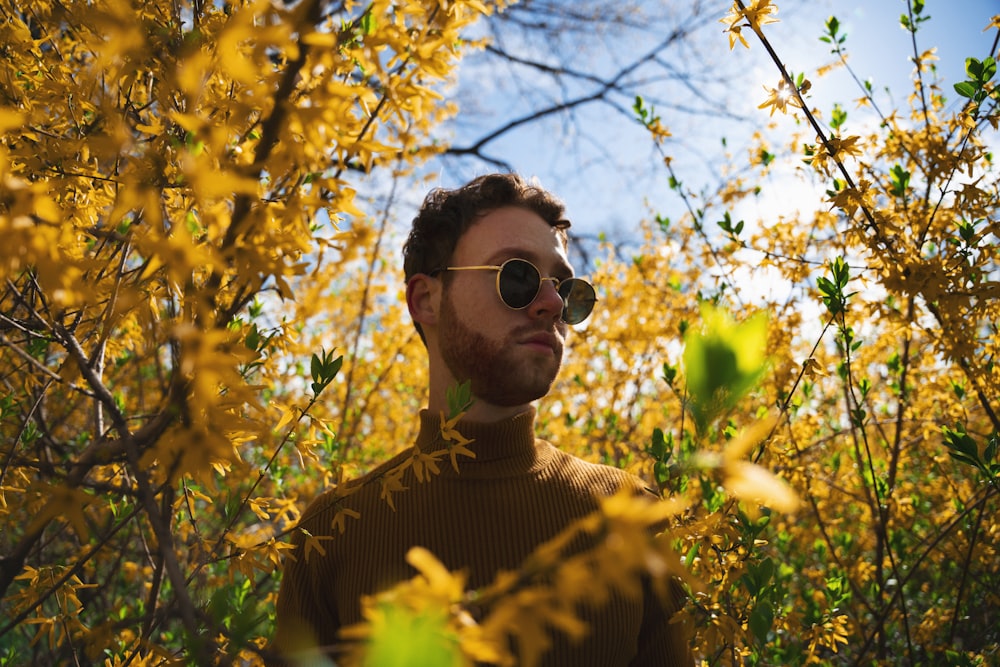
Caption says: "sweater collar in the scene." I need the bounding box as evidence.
[414,407,553,475]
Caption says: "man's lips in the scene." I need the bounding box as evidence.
[519,332,560,353]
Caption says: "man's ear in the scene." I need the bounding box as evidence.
[406,274,440,329]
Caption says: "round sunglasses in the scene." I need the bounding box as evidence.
[437,258,597,325]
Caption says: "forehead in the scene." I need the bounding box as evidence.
[452,206,571,272]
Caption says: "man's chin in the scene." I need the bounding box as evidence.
[472,378,556,408]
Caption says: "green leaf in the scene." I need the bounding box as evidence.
[360,11,376,35]
[953,81,978,99]
[942,424,977,458]
[363,602,460,667]
[245,324,261,351]
[683,541,700,570]
[653,461,669,485]
[445,380,474,419]
[662,362,677,386]
[825,16,840,40]
[327,354,344,380]
[829,104,847,130]
[831,256,850,288]
[965,57,996,84]
[984,434,998,464]
[650,427,667,459]
[683,304,769,433]
[817,257,852,315]
[956,219,977,245]
[632,95,647,120]
[309,349,343,396]
[717,211,734,233]
[748,600,774,644]
[983,57,997,81]
[310,353,322,383]
[742,556,774,597]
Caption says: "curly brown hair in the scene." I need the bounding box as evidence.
[402,173,571,282]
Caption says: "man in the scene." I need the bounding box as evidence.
[273,173,692,665]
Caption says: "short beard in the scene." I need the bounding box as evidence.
[438,290,561,408]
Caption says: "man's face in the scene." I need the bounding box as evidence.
[437,207,572,408]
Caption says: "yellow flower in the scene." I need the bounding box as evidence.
[447,441,477,474]
[758,78,801,117]
[720,0,780,50]
[439,410,476,472]
[331,508,361,535]
[439,410,472,446]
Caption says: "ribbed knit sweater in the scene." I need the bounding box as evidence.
[273,408,692,666]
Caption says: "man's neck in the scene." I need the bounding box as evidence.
[427,393,532,424]
[427,367,534,423]
[460,400,532,423]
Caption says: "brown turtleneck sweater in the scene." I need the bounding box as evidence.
[273,409,692,665]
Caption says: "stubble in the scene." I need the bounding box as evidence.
[437,290,562,407]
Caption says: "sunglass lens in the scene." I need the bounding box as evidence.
[498,259,540,309]
[558,279,597,324]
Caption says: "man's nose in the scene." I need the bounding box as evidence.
[528,279,565,321]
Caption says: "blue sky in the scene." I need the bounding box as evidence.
[766,0,997,112]
[416,0,999,254]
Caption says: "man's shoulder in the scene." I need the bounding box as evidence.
[542,442,653,497]
[296,447,416,530]
[343,446,418,490]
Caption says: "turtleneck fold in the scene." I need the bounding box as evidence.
[415,407,555,476]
